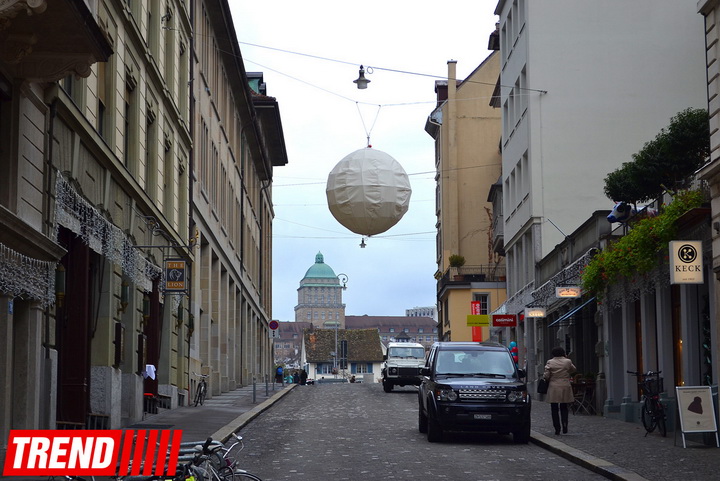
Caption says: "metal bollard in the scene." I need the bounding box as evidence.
[252,376,257,404]
[265,374,269,396]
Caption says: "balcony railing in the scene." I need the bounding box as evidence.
[438,265,506,291]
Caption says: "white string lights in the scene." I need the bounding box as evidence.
[0,242,55,306]
[55,173,162,293]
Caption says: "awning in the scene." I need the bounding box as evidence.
[548,297,596,327]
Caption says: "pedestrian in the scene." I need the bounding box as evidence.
[300,369,308,385]
[275,365,283,384]
[543,346,577,435]
[293,371,300,384]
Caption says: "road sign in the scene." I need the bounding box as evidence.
[270,329,279,338]
[269,320,279,330]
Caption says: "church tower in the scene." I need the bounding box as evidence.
[295,252,346,328]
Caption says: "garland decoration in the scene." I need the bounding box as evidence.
[0,242,55,305]
[55,173,161,292]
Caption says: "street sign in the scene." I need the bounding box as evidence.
[270,329,279,338]
[269,320,279,330]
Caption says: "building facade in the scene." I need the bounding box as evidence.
[189,0,287,399]
[697,0,720,422]
[425,49,507,342]
[0,0,285,465]
[494,0,708,385]
[345,315,438,350]
[405,306,437,321]
[294,252,347,328]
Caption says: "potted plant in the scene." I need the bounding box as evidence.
[449,254,465,280]
[449,254,466,267]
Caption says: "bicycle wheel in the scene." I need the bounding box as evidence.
[655,402,667,437]
[229,471,263,481]
[195,384,204,406]
[214,465,262,481]
[641,401,657,433]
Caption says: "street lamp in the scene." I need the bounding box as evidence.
[334,274,349,375]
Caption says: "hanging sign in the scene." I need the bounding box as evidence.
[676,386,719,448]
[524,307,546,318]
[669,241,703,284]
[556,286,581,298]
[165,259,187,291]
[492,314,517,327]
[471,301,482,315]
[467,315,489,327]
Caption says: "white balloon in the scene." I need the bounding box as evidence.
[326,148,412,236]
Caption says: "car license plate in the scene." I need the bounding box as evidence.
[474,414,492,420]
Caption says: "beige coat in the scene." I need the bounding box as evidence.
[543,356,577,403]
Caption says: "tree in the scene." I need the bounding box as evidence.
[604,108,709,204]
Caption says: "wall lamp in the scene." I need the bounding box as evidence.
[142,294,150,328]
[55,264,66,307]
[117,280,129,314]
[337,273,349,290]
[353,65,371,89]
[176,300,184,329]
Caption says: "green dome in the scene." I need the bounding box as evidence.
[303,252,338,279]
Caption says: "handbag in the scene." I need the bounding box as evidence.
[537,377,549,394]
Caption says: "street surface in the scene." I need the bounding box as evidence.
[233,382,605,480]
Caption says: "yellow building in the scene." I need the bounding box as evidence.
[425,44,506,342]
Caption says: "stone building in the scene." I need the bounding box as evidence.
[294,252,347,327]
[0,1,285,466]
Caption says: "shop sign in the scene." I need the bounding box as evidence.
[165,259,187,291]
[492,314,517,327]
[524,307,546,318]
[669,241,703,284]
[556,286,581,298]
[467,314,489,327]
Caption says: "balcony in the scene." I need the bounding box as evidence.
[437,265,506,292]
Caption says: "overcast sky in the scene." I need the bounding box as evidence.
[229,1,499,321]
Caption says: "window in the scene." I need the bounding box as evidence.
[389,328,395,333]
[473,293,490,315]
[317,364,333,374]
[419,328,424,334]
[354,363,370,374]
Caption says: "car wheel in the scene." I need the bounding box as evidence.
[513,422,531,444]
[427,416,443,443]
[383,381,392,393]
[418,407,428,433]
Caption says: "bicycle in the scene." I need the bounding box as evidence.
[193,372,208,406]
[627,370,667,437]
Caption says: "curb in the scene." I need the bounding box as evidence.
[530,431,649,481]
[212,384,297,442]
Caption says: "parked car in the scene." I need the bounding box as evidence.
[418,341,531,443]
[382,342,426,392]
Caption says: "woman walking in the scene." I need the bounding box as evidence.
[543,347,576,435]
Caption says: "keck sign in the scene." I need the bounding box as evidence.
[669,240,703,284]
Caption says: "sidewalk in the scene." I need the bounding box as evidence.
[129,381,296,444]
[530,399,720,481]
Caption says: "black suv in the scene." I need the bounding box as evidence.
[418,341,531,443]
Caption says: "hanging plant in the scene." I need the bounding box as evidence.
[581,189,705,297]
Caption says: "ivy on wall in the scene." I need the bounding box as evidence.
[581,189,705,297]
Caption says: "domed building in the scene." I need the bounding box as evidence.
[295,252,346,328]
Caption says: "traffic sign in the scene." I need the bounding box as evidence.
[269,320,279,330]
